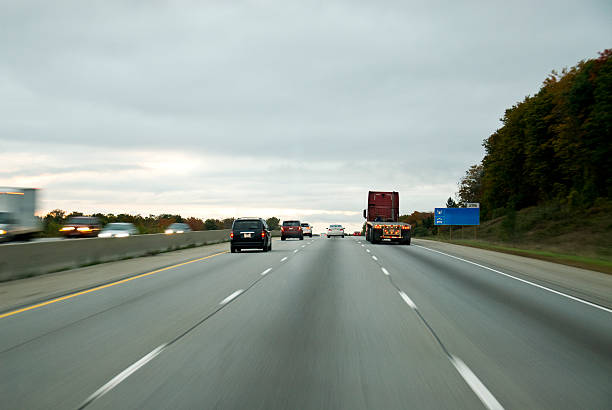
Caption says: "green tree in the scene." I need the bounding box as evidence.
[446,197,458,208]
[204,218,220,230]
[457,164,484,206]
[266,217,280,230]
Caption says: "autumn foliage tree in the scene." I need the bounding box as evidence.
[470,50,611,219]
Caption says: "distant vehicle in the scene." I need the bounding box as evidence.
[281,220,303,240]
[0,188,42,242]
[60,216,102,238]
[98,222,138,238]
[165,223,191,234]
[300,223,313,237]
[363,191,410,245]
[230,218,271,253]
[353,231,362,236]
[327,224,345,238]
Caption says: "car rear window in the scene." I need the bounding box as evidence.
[283,221,300,226]
[301,223,309,227]
[67,217,97,225]
[234,220,262,230]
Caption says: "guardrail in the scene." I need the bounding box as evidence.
[0,230,231,282]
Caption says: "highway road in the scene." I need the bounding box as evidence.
[1,237,610,409]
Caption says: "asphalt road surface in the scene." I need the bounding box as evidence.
[1,237,610,409]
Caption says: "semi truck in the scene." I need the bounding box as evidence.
[0,188,42,242]
[363,191,411,245]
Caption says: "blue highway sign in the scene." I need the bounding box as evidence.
[434,207,480,225]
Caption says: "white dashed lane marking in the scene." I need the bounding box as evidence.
[220,290,244,305]
[399,291,417,309]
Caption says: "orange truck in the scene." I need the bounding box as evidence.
[363,191,411,245]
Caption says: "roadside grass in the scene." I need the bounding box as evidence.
[416,200,612,274]
[422,238,612,274]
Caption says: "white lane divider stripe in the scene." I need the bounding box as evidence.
[381,267,390,276]
[301,245,306,248]
[261,268,272,276]
[220,290,244,305]
[372,255,378,261]
[281,257,288,262]
[366,249,371,253]
[81,344,166,407]
[414,245,612,314]
[450,356,504,410]
[399,291,418,309]
[293,249,298,253]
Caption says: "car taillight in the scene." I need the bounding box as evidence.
[298,227,302,231]
[230,232,234,239]
[261,231,265,238]
[401,225,411,230]
[281,227,285,231]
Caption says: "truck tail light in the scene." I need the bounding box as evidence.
[401,225,411,230]
[261,231,265,238]
[230,232,234,239]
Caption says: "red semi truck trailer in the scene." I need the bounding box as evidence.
[363,191,411,245]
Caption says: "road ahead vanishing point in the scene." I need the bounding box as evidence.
[1,237,611,409]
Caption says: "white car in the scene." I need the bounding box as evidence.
[301,223,313,237]
[327,224,345,238]
[98,222,138,238]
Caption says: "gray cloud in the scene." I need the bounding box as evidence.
[2,0,610,228]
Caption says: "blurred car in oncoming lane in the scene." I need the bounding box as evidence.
[98,222,138,238]
[60,216,102,238]
[165,223,191,234]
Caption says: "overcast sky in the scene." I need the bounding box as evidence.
[1,1,610,232]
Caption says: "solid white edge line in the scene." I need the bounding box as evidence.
[399,291,418,309]
[261,268,272,276]
[220,289,244,305]
[414,245,612,314]
[381,267,390,276]
[372,255,378,261]
[82,344,166,405]
[281,257,288,262]
[450,355,504,410]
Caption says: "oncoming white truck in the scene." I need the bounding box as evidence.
[0,188,42,242]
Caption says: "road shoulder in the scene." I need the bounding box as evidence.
[413,239,612,309]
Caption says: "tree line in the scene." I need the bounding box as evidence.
[41,210,281,236]
[455,49,611,219]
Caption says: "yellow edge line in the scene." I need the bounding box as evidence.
[0,251,229,320]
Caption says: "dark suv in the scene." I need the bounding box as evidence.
[281,220,303,240]
[230,218,271,253]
